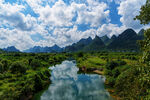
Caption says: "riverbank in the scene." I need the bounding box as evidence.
[34,60,113,100]
[74,52,141,100]
[0,52,143,100]
[0,53,68,100]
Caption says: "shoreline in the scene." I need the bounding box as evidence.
[78,65,121,100]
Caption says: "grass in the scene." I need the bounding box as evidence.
[77,56,106,68]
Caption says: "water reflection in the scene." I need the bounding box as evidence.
[40,61,111,100]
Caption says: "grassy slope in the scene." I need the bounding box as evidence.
[77,56,106,68]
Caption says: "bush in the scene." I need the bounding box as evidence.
[112,68,120,78]
[10,61,27,74]
[107,77,116,87]
[104,69,113,76]
[118,60,127,66]
[28,58,32,65]
[77,52,84,57]
[21,59,29,66]
[34,74,43,91]
[106,61,119,70]
[115,65,150,99]
[1,59,10,71]
[0,62,4,73]
[30,59,41,70]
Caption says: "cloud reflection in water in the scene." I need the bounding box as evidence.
[41,61,111,100]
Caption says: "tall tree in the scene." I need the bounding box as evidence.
[135,0,150,65]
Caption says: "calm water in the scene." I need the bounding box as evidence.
[38,60,112,100]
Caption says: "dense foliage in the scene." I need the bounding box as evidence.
[104,0,150,99]
[0,53,68,100]
[10,61,27,74]
[135,0,150,25]
[135,0,150,65]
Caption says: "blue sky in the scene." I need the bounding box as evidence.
[0,0,148,50]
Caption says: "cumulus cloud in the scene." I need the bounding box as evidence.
[75,2,110,27]
[96,24,126,37]
[0,28,34,50]
[0,2,37,31]
[38,0,75,27]
[0,0,147,50]
[118,0,146,29]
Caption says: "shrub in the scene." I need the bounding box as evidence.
[107,77,116,87]
[77,52,84,57]
[118,60,127,66]
[0,62,4,73]
[21,59,29,66]
[106,61,119,70]
[30,59,41,70]
[1,59,10,71]
[112,68,120,78]
[104,69,113,76]
[115,65,150,99]
[28,58,32,65]
[34,74,43,91]
[10,61,27,74]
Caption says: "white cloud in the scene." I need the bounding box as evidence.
[0,0,147,50]
[26,0,110,27]
[38,0,75,27]
[0,2,37,31]
[118,0,146,29]
[74,1,110,27]
[0,28,34,50]
[96,24,126,37]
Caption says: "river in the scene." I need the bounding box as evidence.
[35,60,112,100]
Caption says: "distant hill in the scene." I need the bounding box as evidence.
[65,36,105,52]
[2,28,144,53]
[100,35,111,45]
[65,37,92,52]
[3,46,20,52]
[110,35,117,42]
[83,35,105,51]
[24,44,63,53]
[0,49,4,53]
[65,28,144,52]
[138,29,144,36]
[107,29,143,51]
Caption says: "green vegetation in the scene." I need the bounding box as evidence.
[0,1,149,100]
[107,0,150,99]
[74,51,150,99]
[75,1,150,99]
[75,52,140,74]
[0,53,68,100]
[10,61,27,74]
[0,50,147,100]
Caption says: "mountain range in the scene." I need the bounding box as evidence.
[65,28,144,52]
[1,28,144,53]
[3,46,20,52]
[23,44,63,53]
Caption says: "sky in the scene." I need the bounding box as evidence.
[0,0,149,50]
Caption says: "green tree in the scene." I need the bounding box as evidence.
[1,59,9,71]
[135,0,150,65]
[0,62,4,73]
[9,61,27,74]
[135,0,150,25]
[30,59,41,70]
